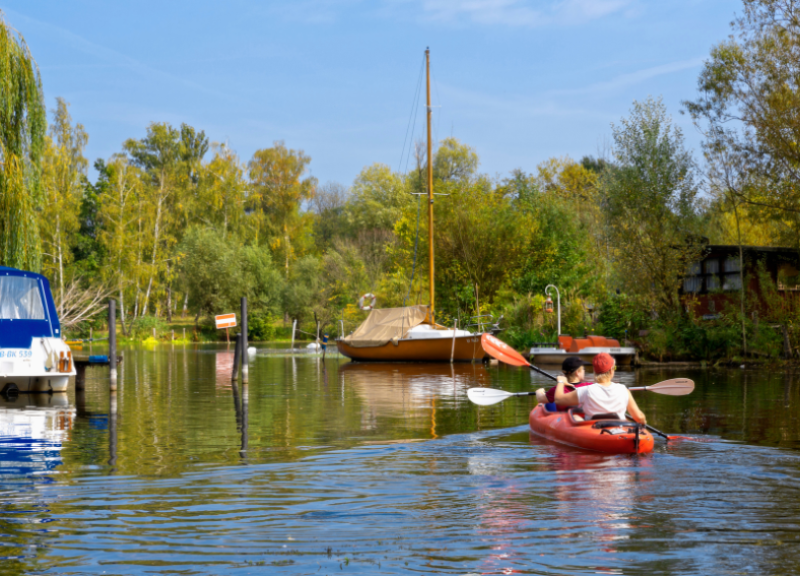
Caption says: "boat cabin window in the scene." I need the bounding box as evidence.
[0,276,46,320]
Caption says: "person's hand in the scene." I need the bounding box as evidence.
[535,388,547,403]
[556,375,567,384]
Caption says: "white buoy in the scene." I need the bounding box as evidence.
[247,346,257,355]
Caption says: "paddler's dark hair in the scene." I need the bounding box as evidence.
[561,356,584,376]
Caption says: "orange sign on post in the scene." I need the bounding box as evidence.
[215,313,237,344]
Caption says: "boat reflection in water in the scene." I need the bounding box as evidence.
[340,362,490,435]
[0,393,75,482]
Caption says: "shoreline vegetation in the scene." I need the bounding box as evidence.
[6,2,800,363]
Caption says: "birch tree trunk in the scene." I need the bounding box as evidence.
[141,195,163,317]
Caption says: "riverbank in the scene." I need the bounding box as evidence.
[64,317,319,345]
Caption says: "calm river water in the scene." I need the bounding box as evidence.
[2,344,800,575]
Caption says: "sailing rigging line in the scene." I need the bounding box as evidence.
[403,194,422,307]
[398,54,426,175]
[401,52,427,307]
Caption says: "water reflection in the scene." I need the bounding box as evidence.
[0,393,75,481]
[2,349,800,574]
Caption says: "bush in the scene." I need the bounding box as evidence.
[129,315,170,339]
[249,312,277,341]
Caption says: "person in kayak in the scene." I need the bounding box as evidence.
[553,352,647,423]
[535,356,592,410]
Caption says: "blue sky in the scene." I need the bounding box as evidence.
[2,0,738,186]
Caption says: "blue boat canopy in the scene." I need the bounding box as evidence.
[0,267,60,348]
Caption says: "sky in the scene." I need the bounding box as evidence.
[2,0,739,186]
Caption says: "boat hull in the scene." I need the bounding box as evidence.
[529,404,653,454]
[337,334,485,362]
[0,337,75,393]
[0,375,70,393]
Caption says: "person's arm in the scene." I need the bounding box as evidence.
[627,391,646,424]
[553,375,580,406]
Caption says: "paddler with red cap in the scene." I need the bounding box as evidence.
[553,352,647,423]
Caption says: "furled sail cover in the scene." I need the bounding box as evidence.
[342,305,429,348]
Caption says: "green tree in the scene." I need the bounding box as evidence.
[603,96,701,311]
[685,0,800,248]
[97,156,142,335]
[311,181,349,250]
[199,143,250,240]
[178,227,246,326]
[39,98,89,312]
[433,137,478,183]
[248,141,316,275]
[0,14,46,270]
[433,179,537,316]
[124,122,188,317]
[347,163,410,234]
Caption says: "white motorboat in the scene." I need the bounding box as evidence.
[0,267,75,393]
[530,335,637,366]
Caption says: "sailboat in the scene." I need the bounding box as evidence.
[336,49,489,362]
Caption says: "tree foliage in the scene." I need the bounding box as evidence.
[0,14,46,270]
[603,97,702,311]
[685,0,800,245]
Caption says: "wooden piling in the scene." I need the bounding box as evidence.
[232,334,241,381]
[108,391,118,468]
[241,297,248,383]
[240,382,249,457]
[75,363,87,391]
[450,320,457,363]
[109,299,117,391]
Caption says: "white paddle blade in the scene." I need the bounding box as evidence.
[467,387,515,406]
[629,378,695,396]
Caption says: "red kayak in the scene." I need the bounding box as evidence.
[529,405,654,454]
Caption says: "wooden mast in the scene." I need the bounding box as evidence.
[426,48,435,322]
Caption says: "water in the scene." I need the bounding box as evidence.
[2,345,800,575]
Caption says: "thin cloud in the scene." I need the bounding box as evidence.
[3,7,236,104]
[392,0,635,27]
[553,57,706,95]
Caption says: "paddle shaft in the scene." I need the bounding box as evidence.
[626,412,669,440]
[529,364,557,381]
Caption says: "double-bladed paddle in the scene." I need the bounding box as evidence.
[467,378,695,407]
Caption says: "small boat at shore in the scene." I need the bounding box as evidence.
[336,49,489,362]
[530,335,637,366]
[528,404,653,454]
[337,305,487,362]
[0,267,75,394]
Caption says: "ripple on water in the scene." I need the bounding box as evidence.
[2,354,800,574]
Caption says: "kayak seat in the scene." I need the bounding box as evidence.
[590,412,622,421]
[592,420,635,429]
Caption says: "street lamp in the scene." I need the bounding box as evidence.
[545,284,561,336]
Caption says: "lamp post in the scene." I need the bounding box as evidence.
[545,284,561,336]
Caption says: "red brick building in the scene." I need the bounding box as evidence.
[680,245,800,317]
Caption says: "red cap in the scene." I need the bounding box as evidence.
[592,352,615,374]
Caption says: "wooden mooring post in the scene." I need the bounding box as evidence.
[109,299,117,391]
[232,334,242,381]
[241,297,248,383]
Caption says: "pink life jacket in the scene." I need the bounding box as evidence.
[545,381,593,411]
